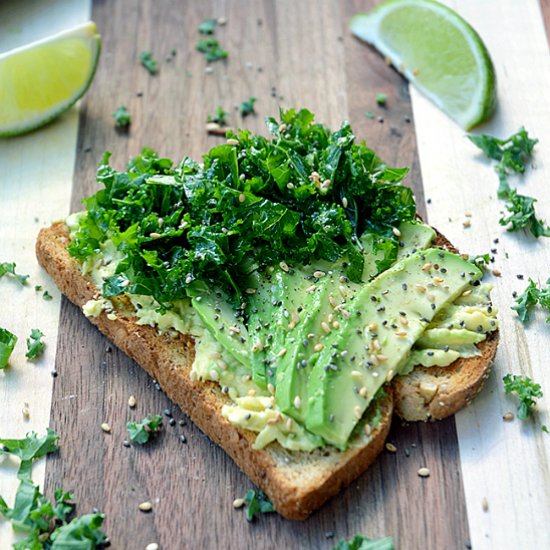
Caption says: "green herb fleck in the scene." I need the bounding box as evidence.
[25,328,45,361]
[43,290,53,301]
[113,105,132,128]
[239,97,256,117]
[468,127,538,198]
[0,262,29,285]
[208,106,229,126]
[499,190,550,238]
[139,51,158,75]
[243,489,274,522]
[512,278,550,323]
[0,429,107,548]
[332,534,395,550]
[127,414,163,444]
[365,111,374,119]
[503,374,543,421]
[0,327,17,369]
[543,425,549,434]
[468,253,491,271]
[198,18,218,34]
[375,93,387,106]
[34,284,42,291]
[196,37,228,62]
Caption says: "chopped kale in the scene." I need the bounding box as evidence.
[112,105,131,128]
[239,97,256,116]
[468,127,538,198]
[196,37,228,62]
[468,253,491,271]
[208,106,229,126]
[0,327,17,369]
[43,290,53,301]
[0,262,29,285]
[375,93,387,106]
[68,109,415,306]
[503,374,543,420]
[0,429,107,548]
[25,328,45,361]
[127,414,163,444]
[139,51,158,75]
[198,18,218,34]
[499,190,550,238]
[243,489,274,521]
[332,534,395,550]
[512,278,550,323]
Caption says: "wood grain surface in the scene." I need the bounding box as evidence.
[44,1,469,548]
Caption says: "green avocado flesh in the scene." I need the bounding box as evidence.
[82,218,495,451]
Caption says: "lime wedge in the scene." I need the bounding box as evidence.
[0,21,101,137]
[350,0,496,129]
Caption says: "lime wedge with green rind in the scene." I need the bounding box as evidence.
[350,0,496,130]
[0,21,101,138]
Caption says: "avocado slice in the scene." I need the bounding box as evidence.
[304,248,482,447]
[187,283,249,367]
[396,221,436,259]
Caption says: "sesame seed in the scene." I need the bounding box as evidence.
[353,405,362,419]
[417,467,430,478]
[267,383,275,395]
[293,395,302,409]
[491,269,502,277]
[392,227,401,237]
[364,424,372,436]
[314,343,324,352]
[306,284,316,293]
[351,370,363,380]
[461,289,472,297]
[277,348,287,358]
[22,405,30,419]
[245,288,256,295]
[233,498,245,509]
[395,331,407,337]
[101,423,111,433]
[138,501,153,512]
[247,389,256,396]
[400,317,409,327]
[321,322,331,333]
[415,284,426,293]
[128,395,137,408]
[279,261,289,272]
[313,270,326,278]
[385,442,397,453]
[433,277,444,283]
[421,262,432,272]
[342,197,349,208]
[503,412,514,422]
[286,182,294,189]
[226,138,239,145]
[426,293,435,302]
[463,220,471,228]
[359,386,368,397]
[180,434,187,443]
[149,232,162,238]
[286,418,293,430]
[146,544,159,550]
[332,321,340,329]
[367,322,378,331]
[376,354,388,362]
[481,497,489,512]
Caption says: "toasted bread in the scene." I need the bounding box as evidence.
[36,221,497,519]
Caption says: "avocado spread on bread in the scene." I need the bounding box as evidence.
[66,109,497,452]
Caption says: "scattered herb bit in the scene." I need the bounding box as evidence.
[0,262,29,285]
[332,534,395,550]
[375,93,387,106]
[499,190,550,238]
[503,374,543,421]
[0,327,17,369]
[170,48,177,57]
[198,18,218,34]
[139,51,158,75]
[208,106,229,126]
[196,37,228,62]
[512,278,550,323]
[468,253,490,271]
[127,414,163,444]
[25,328,45,361]
[0,429,107,548]
[43,290,53,301]
[365,111,374,119]
[242,489,274,521]
[34,285,42,291]
[68,108,414,304]
[112,105,132,128]
[543,425,549,434]
[468,127,538,198]
[239,96,256,116]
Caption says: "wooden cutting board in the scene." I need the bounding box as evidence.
[2,1,550,549]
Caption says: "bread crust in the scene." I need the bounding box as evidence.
[36,222,393,520]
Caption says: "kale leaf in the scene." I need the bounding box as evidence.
[127,414,163,444]
[208,106,229,126]
[239,97,256,116]
[499,190,550,238]
[0,262,29,285]
[196,37,228,62]
[25,328,45,361]
[68,109,415,306]
[0,327,17,369]
[139,51,158,75]
[332,534,395,550]
[512,278,550,323]
[112,106,131,128]
[503,374,543,420]
[198,18,218,34]
[243,489,274,521]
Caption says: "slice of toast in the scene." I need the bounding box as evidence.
[36,221,498,519]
